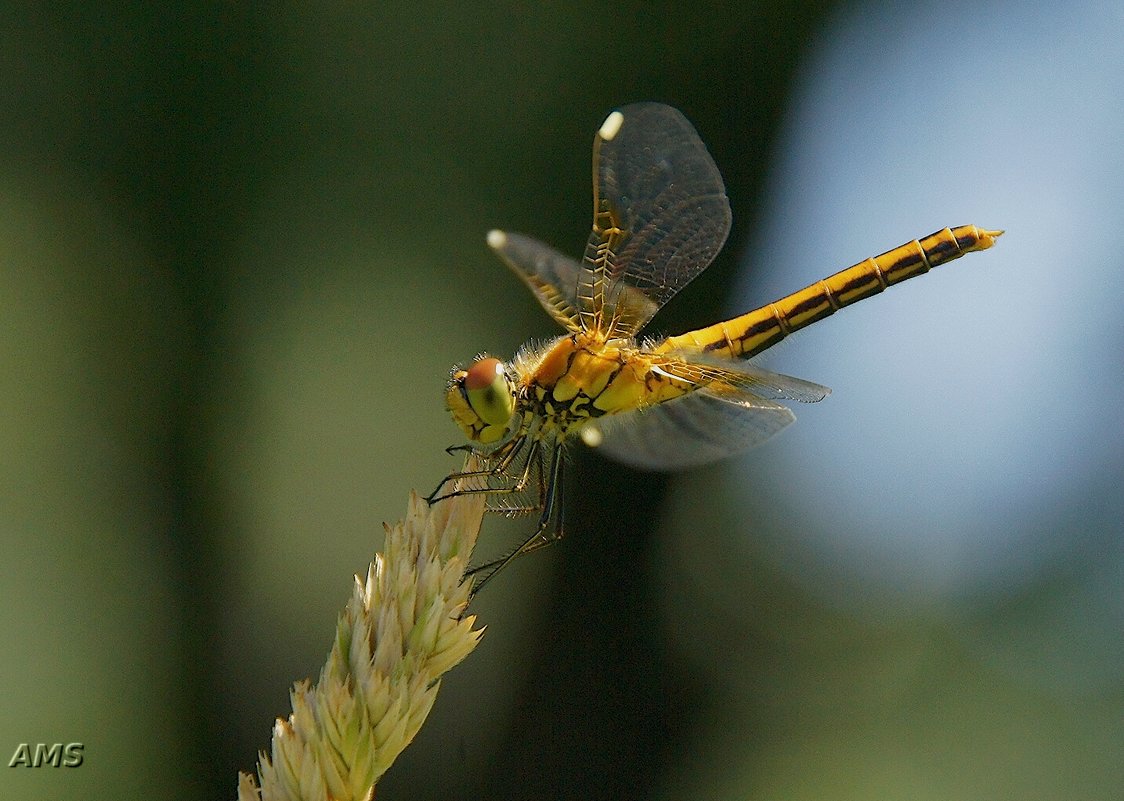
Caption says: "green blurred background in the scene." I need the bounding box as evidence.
[1,2,1121,800]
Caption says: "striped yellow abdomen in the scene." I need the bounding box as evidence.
[657,225,1003,361]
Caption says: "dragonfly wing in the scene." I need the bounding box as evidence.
[584,388,795,471]
[488,229,661,334]
[580,103,732,338]
[656,353,832,404]
[486,230,585,332]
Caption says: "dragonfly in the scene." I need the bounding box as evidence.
[430,102,1001,589]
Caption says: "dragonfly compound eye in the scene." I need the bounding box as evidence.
[445,357,514,445]
[464,357,514,426]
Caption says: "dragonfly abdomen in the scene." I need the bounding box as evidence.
[658,225,1002,361]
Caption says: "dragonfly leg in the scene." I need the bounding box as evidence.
[492,450,566,556]
[468,441,564,596]
[426,436,528,504]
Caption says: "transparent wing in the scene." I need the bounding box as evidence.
[584,388,796,471]
[580,102,732,338]
[487,229,657,334]
[654,352,832,404]
[486,230,584,332]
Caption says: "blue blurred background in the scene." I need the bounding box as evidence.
[1,2,1120,800]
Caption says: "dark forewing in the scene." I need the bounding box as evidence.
[580,103,733,338]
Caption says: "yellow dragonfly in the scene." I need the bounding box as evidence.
[432,102,1001,587]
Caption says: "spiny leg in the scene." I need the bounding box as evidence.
[468,440,566,596]
[426,441,519,504]
[504,446,565,559]
[426,435,529,504]
[429,438,543,550]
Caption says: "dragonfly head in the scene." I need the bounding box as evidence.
[445,356,517,445]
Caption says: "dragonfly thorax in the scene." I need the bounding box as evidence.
[516,332,688,439]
